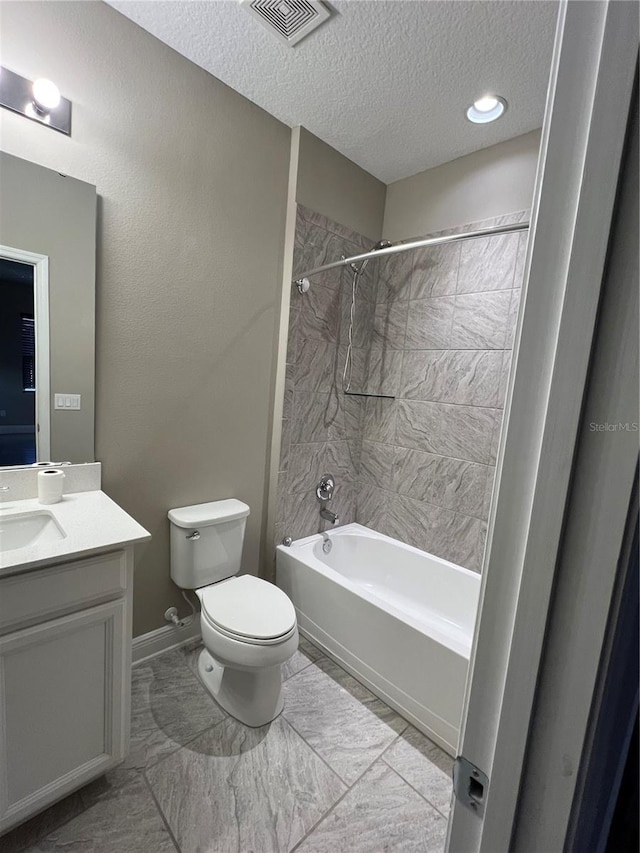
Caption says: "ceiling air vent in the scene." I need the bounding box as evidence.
[240,0,331,47]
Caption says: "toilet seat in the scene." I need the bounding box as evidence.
[199,575,296,646]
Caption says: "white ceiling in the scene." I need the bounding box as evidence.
[107,0,558,184]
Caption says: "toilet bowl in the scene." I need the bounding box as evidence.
[196,575,298,726]
[168,500,298,727]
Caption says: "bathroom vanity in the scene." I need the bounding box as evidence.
[0,488,150,835]
[0,155,149,837]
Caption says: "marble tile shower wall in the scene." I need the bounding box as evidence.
[275,205,373,548]
[275,205,528,574]
[357,212,528,571]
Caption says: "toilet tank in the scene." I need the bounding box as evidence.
[168,499,250,589]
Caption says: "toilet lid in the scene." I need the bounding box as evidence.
[200,576,296,641]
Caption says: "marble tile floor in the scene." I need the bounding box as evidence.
[3,636,453,853]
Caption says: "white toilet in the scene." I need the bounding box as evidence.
[168,499,298,727]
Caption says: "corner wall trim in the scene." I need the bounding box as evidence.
[131,619,201,666]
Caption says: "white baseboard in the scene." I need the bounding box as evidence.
[132,618,201,666]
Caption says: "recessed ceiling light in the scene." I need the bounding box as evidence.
[466,95,507,124]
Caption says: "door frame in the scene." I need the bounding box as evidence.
[512,72,638,852]
[0,244,50,463]
[447,1,638,850]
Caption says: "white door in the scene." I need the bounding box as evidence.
[0,246,51,463]
[447,1,638,850]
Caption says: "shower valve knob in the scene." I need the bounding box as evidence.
[316,474,335,502]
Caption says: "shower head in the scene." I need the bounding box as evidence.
[296,239,395,292]
[349,239,394,274]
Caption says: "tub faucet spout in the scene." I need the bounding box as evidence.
[320,507,339,525]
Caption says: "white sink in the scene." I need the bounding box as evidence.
[0,511,66,552]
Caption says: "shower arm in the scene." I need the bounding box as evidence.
[294,220,529,292]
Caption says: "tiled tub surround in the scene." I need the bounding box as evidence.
[276,206,527,572]
[276,204,376,548]
[357,212,527,571]
[3,639,453,853]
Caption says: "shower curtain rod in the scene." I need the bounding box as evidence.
[294,220,529,291]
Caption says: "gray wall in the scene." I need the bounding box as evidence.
[0,1,290,636]
[296,127,386,242]
[383,131,540,240]
[0,153,96,463]
[276,206,527,573]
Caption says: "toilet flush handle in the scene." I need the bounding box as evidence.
[186,530,201,540]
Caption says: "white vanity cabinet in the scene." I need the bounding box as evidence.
[0,547,134,835]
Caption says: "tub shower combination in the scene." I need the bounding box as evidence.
[277,216,527,755]
[277,524,479,755]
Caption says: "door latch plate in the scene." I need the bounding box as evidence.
[453,755,489,818]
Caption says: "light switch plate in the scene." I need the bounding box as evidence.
[54,393,81,410]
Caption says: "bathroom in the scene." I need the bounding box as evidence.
[0,2,637,852]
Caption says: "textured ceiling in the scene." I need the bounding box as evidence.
[107,0,558,183]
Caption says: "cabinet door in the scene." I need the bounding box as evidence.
[0,599,128,833]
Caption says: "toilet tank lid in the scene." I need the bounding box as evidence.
[168,499,250,529]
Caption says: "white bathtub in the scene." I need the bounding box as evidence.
[276,523,480,755]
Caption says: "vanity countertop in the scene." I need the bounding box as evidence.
[0,490,150,576]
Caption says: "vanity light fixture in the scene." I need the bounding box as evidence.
[0,66,71,135]
[32,78,61,112]
[466,95,507,124]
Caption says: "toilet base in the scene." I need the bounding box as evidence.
[197,648,285,728]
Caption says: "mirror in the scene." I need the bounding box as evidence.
[0,152,96,467]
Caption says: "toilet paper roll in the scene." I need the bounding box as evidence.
[38,469,65,504]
